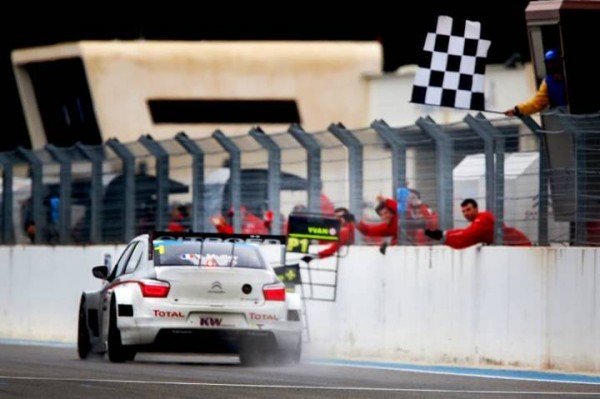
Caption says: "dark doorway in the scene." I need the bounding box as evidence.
[25,58,102,147]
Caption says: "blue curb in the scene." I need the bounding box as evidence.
[310,358,600,385]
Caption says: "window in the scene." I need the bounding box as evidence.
[232,244,264,269]
[25,58,102,147]
[110,242,137,280]
[148,99,301,124]
[153,241,265,269]
[124,242,145,275]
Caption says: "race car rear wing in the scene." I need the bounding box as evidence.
[148,231,287,262]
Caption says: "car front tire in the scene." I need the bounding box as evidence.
[77,297,91,360]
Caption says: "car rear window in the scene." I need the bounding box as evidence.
[153,240,265,269]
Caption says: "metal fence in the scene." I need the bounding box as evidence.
[1,112,598,246]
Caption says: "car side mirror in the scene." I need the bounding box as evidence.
[92,265,109,280]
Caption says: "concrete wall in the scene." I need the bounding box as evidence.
[0,244,598,373]
[0,245,124,342]
[305,245,600,373]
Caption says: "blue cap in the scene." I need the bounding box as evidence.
[544,49,560,62]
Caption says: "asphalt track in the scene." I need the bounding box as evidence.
[0,343,599,398]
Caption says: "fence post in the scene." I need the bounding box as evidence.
[464,113,505,244]
[573,129,586,245]
[371,119,409,244]
[0,154,14,244]
[371,120,407,196]
[46,144,72,244]
[212,130,241,232]
[520,116,548,245]
[249,127,282,234]
[329,123,363,235]
[288,124,322,213]
[416,117,454,231]
[139,135,169,231]
[76,143,104,243]
[371,119,408,245]
[175,132,205,233]
[17,148,45,244]
[106,139,135,242]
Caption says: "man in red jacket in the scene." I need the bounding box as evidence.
[405,189,438,244]
[167,205,189,232]
[301,207,355,263]
[210,206,271,235]
[425,198,531,249]
[355,196,398,254]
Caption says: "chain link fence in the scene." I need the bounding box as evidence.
[1,112,598,246]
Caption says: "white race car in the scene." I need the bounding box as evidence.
[77,232,303,365]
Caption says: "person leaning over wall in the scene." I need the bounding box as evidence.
[356,195,398,254]
[301,207,356,264]
[405,189,438,244]
[424,198,531,249]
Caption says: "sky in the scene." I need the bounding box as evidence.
[1,1,531,150]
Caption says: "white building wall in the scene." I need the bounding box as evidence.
[366,63,538,126]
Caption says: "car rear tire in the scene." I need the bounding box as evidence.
[289,339,302,364]
[239,345,261,366]
[107,298,135,363]
[77,297,91,360]
[239,337,276,366]
[276,339,302,365]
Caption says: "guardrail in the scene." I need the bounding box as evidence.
[1,112,599,246]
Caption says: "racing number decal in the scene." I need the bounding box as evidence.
[286,237,310,253]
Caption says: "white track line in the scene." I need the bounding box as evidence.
[0,375,598,395]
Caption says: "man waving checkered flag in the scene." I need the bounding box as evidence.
[411,15,491,111]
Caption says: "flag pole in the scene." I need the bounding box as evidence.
[481,109,506,115]
[408,101,506,115]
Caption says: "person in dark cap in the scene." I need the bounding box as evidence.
[505,48,566,116]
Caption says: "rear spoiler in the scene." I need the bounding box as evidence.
[148,231,287,260]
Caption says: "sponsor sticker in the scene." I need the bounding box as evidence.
[153,310,185,318]
[199,317,223,327]
[176,253,238,267]
[249,312,279,321]
[192,313,245,328]
[204,254,238,267]
[179,253,202,265]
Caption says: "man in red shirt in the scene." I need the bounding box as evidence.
[167,205,189,232]
[425,198,531,249]
[357,196,398,242]
[405,189,438,244]
[211,206,271,235]
[301,207,355,263]
[355,195,398,254]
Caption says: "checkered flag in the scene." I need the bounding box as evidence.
[411,15,491,111]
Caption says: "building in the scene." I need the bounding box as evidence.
[12,41,381,149]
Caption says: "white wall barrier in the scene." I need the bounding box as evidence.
[305,245,600,373]
[0,245,124,343]
[0,244,598,373]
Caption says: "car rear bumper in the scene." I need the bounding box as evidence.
[130,328,278,354]
[119,315,301,352]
